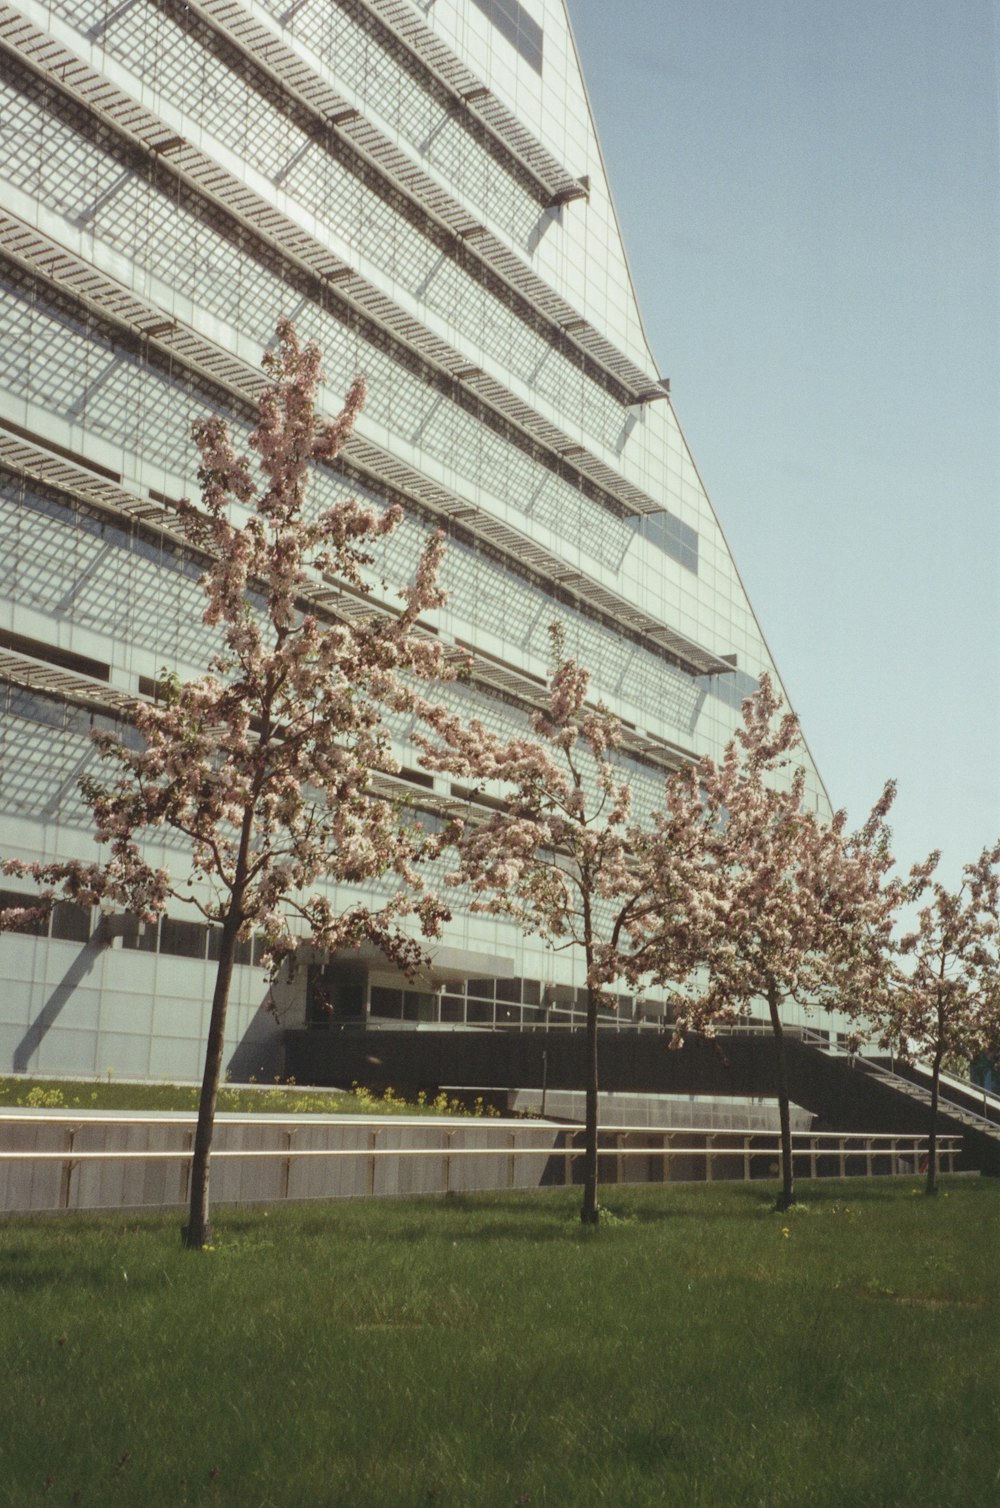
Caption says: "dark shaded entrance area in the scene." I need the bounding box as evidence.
[284,1027,1000,1178]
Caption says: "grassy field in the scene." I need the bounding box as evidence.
[0,1075,495,1118]
[1,1180,996,1508]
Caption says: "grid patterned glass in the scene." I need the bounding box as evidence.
[470,0,544,74]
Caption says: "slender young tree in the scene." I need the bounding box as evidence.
[418,626,707,1224]
[870,843,1000,1195]
[1,322,455,1247]
[636,676,899,1210]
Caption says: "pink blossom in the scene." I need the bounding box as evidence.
[1,324,462,1249]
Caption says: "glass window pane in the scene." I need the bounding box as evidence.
[121,914,158,952]
[159,916,208,959]
[51,901,92,943]
[0,889,48,936]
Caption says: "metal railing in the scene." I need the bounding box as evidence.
[0,1111,962,1214]
[800,1030,1000,1130]
[885,1060,1000,1124]
[366,1010,673,1032]
[857,1058,999,1130]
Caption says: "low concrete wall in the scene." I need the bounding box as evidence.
[1,1110,958,1215]
[0,1112,561,1215]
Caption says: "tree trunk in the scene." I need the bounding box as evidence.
[182,809,254,1250]
[181,909,240,1248]
[767,983,795,1211]
[925,1046,943,1196]
[580,982,600,1225]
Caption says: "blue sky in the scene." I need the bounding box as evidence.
[566,0,999,886]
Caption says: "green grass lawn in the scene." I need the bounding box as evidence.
[1,1180,997,1507]
[0,1075,493,1118]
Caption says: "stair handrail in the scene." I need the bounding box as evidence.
[816,1043,1000,1131]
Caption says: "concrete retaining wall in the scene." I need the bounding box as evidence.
[0,1112,561,1214]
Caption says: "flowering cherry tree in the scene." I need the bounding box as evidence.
[866,843,1000,1195]
[637,676,899,1210]
[418,627,708,1224]
[2,323,454,1248]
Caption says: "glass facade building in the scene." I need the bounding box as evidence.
[0,0,833,1081]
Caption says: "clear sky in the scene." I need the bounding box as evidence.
[566,0,1000,888]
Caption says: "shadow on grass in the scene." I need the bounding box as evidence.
[622,1425,697,1470]
[203,1182,926,1246]
[0,1259,94,1291]
[3,1178,983,1259]
[0,1246,167,1293]
[212,1188,772,1243]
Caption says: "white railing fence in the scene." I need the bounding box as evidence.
[0,1111,962,1215]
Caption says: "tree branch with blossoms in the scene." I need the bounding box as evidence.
[2,322,457,1248]
[631,674,901,1211]
[417,624,712,1224]
[861,841,1000,1194]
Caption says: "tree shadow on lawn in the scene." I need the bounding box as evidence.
[417,1179,953,1235]
[213,1184,907,1246]
[0,1242,169,1293]
[6,1179,951,1266]
[632,1178,941,1215]
[0,1243,71,1292]
[223,1190,769,1243]
[211,1193,587,1245]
